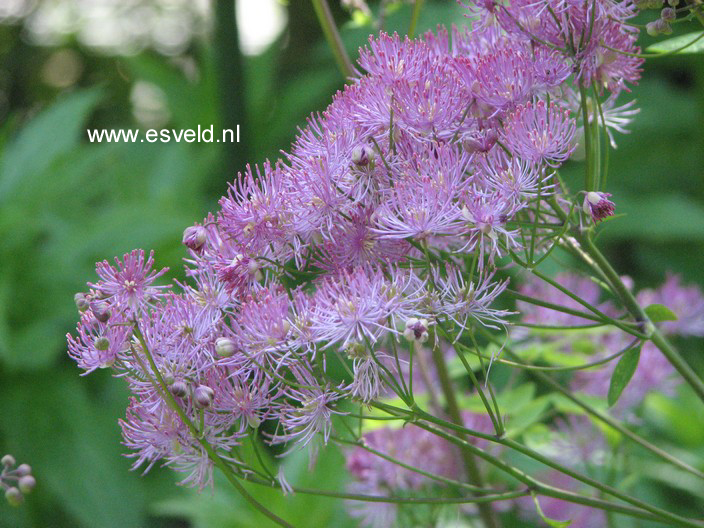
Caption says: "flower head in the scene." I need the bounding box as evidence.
[90,250,169,316]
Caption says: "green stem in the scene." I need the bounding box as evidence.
[686,0,704,26]
[333,436,496,493]
[133,325,295,528]
[294,487,528,504]
[581,235,704,404]
[476,326,704,481]
[429,339,502,528]
[579,84,594,191]
[377,400,703,527]
[408,0,424,37]
[311,0,356,78]
[409,418,702,527]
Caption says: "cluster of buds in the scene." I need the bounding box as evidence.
[1,455,35,507]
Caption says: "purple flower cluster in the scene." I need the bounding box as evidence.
[67,0,646,499]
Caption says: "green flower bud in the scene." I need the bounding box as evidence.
[5,487,23,507]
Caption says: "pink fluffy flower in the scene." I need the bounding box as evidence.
[90,249,169,316]
[502,100,577,167]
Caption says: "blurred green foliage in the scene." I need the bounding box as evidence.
[0,1,703,527]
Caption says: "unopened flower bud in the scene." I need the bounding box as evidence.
[351,145,375,167]
[661,7,676,20]
[91,302,110,323]
[345,341,367,359]
[169,380,189,398]
[5,487,23,507]
[74,293,89,312]
[215,337,236,358]
[2,454,15,467]
[246,414,261,429]
[18,475,36,494]
[463,130,498,155]
[182,225,207,251]
[583,191,615,223]
[646,18,672,36]
[94,336,110,351]
[621,275,635,291]
[16,464,31,477]
[404,318,429,343]
[247,259,263,281]
[193,385,215,408]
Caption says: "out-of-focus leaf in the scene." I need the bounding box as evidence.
[644,390,704,446]
[645,303,678,323]
[0,88,102,202]
[506,395,551,437]
[498,382,536,413]
[646,31,704,54]
[603,195,704,241]
[549,393,607,414]
[153,443,355,528]
[0,370,148,528]
[607,346,641,407]
[641,463,704,499]
[126,54,216,130]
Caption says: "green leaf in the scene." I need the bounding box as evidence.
[498,382,536,413]
[645,303,678,323]
[646,31,704,54]
[505,395,551,437]
[607,346,642,407]
[532,493,572,527]
[0,371,151,528]
[600,195,704,242]
[153,445,355,528]
[0,88,102,203]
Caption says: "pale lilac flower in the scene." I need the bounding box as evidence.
[120,397,240,490]
[218,162,292,253]
[475,149,549,205]
[463,46,534,111]
[315,207,409,272]
[372,144,471,241]
[502,100,577,167]
[356,32,433,83]
[308,266,425,349]
[230,286,294,369]
[67,311,132,374]
[459,189,520,260]
[348,351,385,403]
[392,62,468,140]
[570,92,641,149]
[433,265,513,332]
[90,249,169,316]
[214,251,264,297]
[270,371,346,453]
